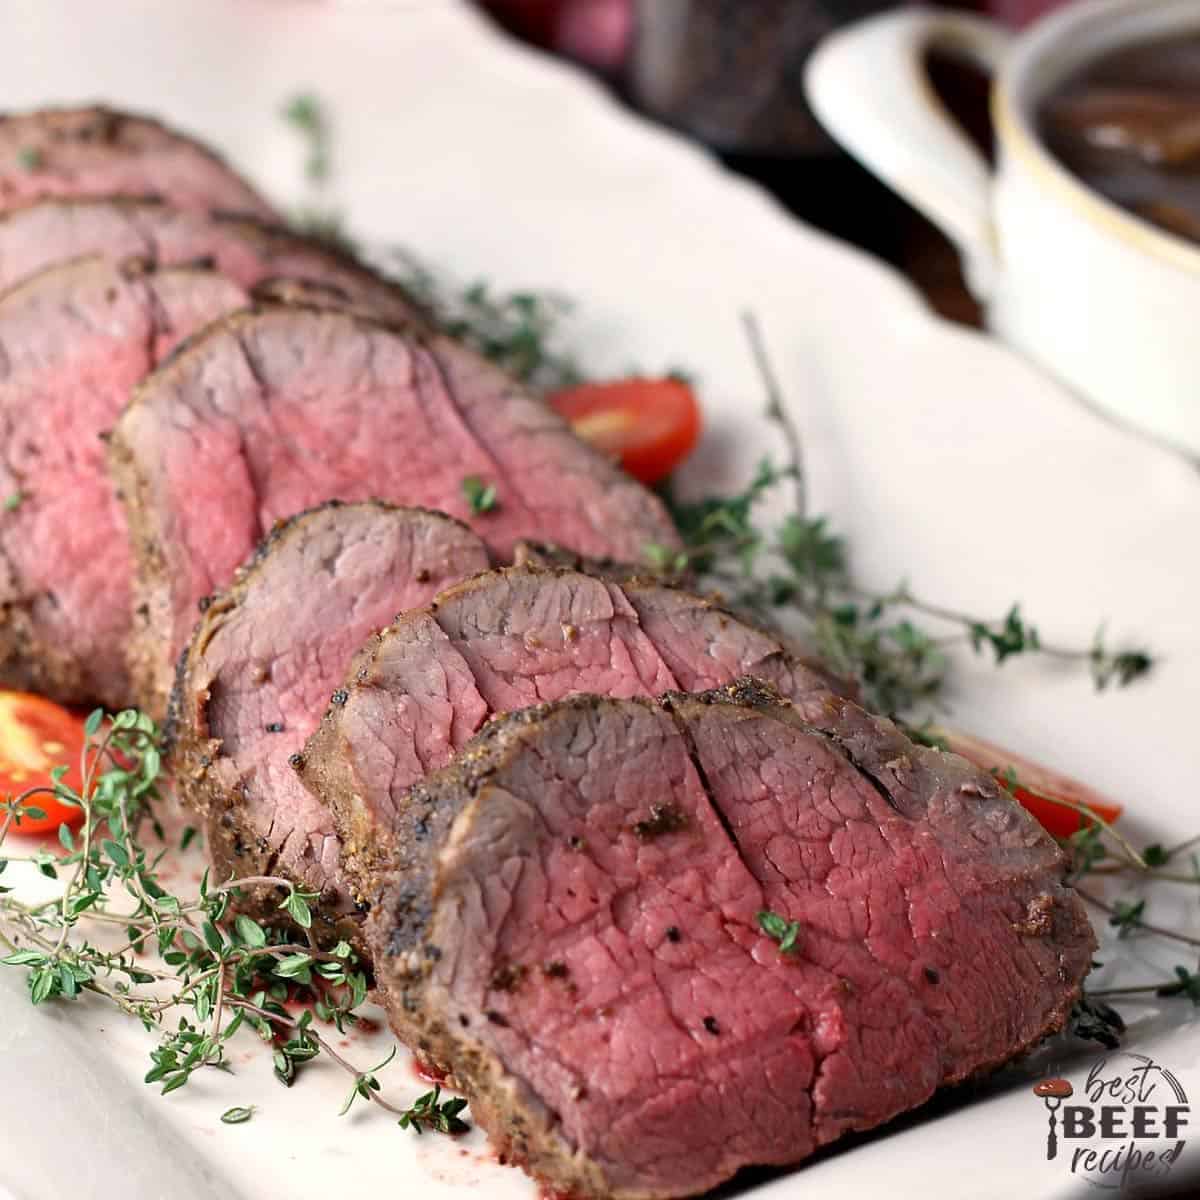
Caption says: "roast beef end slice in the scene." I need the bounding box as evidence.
[368,689,1093,1200]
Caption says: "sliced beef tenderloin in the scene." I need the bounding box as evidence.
[108,306,680,715]
[369,683,1095,1200]
[512,540,852,694]
[0,106,273,217]
[0,198,420,323]
[169,501,488,943]
[298,565,844,900]
[0,256,248,707]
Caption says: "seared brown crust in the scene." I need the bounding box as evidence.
[300,564,856,907]
[111,303,440,717]
[296,654,398,910]
[219,215,426,323]
[111,303,308,716]
[248,274,427,330]
[0,600,82,705]
[106,412,175,717]
[167,500,373,947]
[512,539,666,583]
[366,682,1094,1200]
[0,256,245,708]
[0,105,275,217]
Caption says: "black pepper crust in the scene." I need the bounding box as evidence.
[0,258,239,710]
[163,498,478,955]
[361,679,1092,1200]
[111,299,474,718]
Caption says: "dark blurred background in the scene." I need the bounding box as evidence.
[475,0,1071,326]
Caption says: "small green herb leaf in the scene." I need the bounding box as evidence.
[1109,898,1146,938]
[221,1105,255,1125]
[757,909,801,955]
[281,890,313,930]
[281,91,330,184]
[2,950,46,966]
[1069,996,1126,1048]
[461,475,498,515]
[1157,967,1200,1005]
[398,1084,471,1136]
[234,914,267,948]
[1143,843,1169,868]
[273,953,314,980]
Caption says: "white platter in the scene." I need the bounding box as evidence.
[1,2,1198,1198]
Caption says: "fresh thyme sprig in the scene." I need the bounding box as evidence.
[282,92,331,185]
[462,474,499,515]
[393,252,584,392]
[757,909,802,955]
[398,1085,471,1135]
[280,92,356,255]
[0,711,468,1136]
[649,313,1153,718]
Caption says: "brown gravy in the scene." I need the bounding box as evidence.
[1039,33,1200,246]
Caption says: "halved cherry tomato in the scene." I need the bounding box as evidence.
[935,727,1122,840]
[549,377,701,485]
[0,691,87,836]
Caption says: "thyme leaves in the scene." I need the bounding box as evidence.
[393,255,584,393]
[282,92,331,185]
[462,475,499,515]
[646,314,1153,719]
[757,910,801,955]
[398,1085,470,1136]
[0,711,468,1136]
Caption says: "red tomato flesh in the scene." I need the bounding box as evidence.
[936,727,1122,839]
[549,377,701,485]
[0,691,88,835]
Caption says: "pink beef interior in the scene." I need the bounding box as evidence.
[321,568,835,829]
[424,695,1094,1197]
[0,107,274,217]
[192,504,488,900]
[0,258,247,705]
[115,307,681,675]
[0,199,417,323]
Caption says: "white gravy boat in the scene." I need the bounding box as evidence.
[806,0,1200,457]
